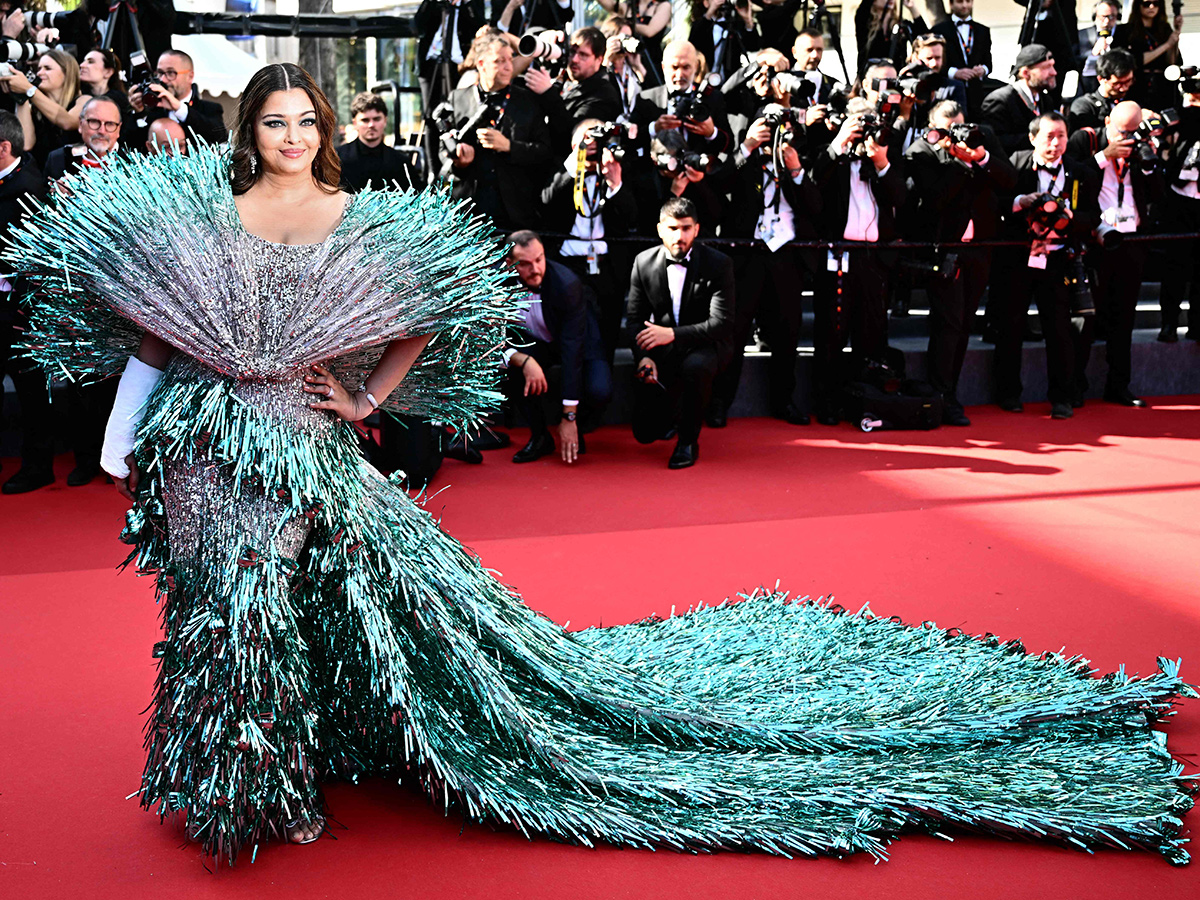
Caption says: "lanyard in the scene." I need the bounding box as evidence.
[956,20,973,58]
[1115,158,1128,208]
[480,86,511,129]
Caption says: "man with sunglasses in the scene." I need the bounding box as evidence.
[1066,99,1164,407]
[1068,47,1135,133]
[129,50,228,148]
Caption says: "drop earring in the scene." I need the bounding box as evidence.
[250,154,258,175]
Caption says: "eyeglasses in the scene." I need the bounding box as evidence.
[83,118,120,133]
[153,68,191,79]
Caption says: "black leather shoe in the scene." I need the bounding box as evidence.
[997,397,1024,413]
[773,404,811,426]
[512,431,555,463]
[705,400,728,429]
[816,412,840,426]
[1050,402,1074,419]
[1104,387,1147,407]
[67,464,100,487]
[445,437,483,464]
[1158,326,1179,343]
[942,404,971,427]
[2,467,54,494]
[667,441,698,469]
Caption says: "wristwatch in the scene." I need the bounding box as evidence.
[562,408,577,422]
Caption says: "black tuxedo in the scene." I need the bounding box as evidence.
[687,17,762,84]
[0,156,53,473]
[438,82,552,230]
[905,126,1015,406]
[539,71,624,153]
[624,243,735,444]
[541,169,638,355]
[505,261,611,434]
[416,0,483,75]
[813,144,907,243]
[336,139,413,192]
[1067,90,1115,134]
[44,145,102,181]
[631,84,734,157]
[1067,126,1165,393]
[933,17,994,75]
[711,148,822,417]
[142,86,228,147]
[993,150,1101,405]
[981,84,1043,155]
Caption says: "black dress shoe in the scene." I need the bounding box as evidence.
[67,464,100,487]
[1050,402,1074,419]
[470,426,511,450]
[512,431,555,463]
[2,466,54,494]
[997,397,1024,413]
[705,400,729,429]
[445,437,483,464]
[1158,326,1179,343]
[772,404,810,425]
[816,412,839,426]
[667,441,698,469]
[1104,387,1147,407]
[942,404,971,427]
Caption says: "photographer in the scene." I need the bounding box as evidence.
[1112,0,1184,112]
[128,50,227,147]
[0,49,85,170]
[994,112,1100,418]
[1158,73,1200,341]
[1069,47,1135,132]
[900,33,969,138]
[417,0,483,113]
[45,94,120,181]
[851,60,915,166]
[708,101,822,428]
[1067,99,1164,406]
[337,92,413,192]
[791,28,841,109]
[528,27,623,154]
[932,0,993,91]
[540,118,638,358]
[146,116,185,156]
[688,0,762,87]
[495,0,572,36]
[504,230,612,464]
[1016,0,1078,93]
[904,100,1015,425]
[810,95,907,425]
[1078,1,1122,94]
[79,48,137,150]
[595,0,672,75]
[981,43,1058,155]
[438,32,551,231]
[0,108,51,495]
[600,15,648,121]
[632,40,734,158]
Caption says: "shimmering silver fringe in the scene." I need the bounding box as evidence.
[3,148,1195,865]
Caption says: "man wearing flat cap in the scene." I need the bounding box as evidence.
[981,43,1059,154]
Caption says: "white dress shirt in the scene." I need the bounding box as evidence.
[740,145,802,251]
[666,254,690,323]
[559,163,617,258]
[170,89,192,124]
[946,17,989,79]
[843,160,889,242]
[426,8,464,64]
[1094,151,1140,232]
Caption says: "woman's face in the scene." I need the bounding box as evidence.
[36,56,64,92]
[253,88,322,178]
[1139,0,1161,22]
[80,51,114,87]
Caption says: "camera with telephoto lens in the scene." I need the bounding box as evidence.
[650,130,714,177]
[581,121,630,163]
[0,38,49,65]
[897,64,941,105]
[27,11,73,30]
[858,111,894,147]
[1127,108,1180,168]
[1067,254,1095,317]
[1166,64,1200,94]
[1026,192,1072,235]
[518,30,567,75]
[667,90,711,124]
[762,103,804,144]
[825,90,894,146]
[925,122,984,149]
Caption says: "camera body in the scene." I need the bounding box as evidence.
[1026,192,1073,235]
[925,122,984,149]
[650,130,714,177]
[518,31,567,76]
[761,102,803,144]
[581,121,631,163]
[667,90,711,124]
[858,112,894,148]
[1165,64,1200,94]
[897,64,941,106]
[1127,108,1179,168]
[136,73,169,108]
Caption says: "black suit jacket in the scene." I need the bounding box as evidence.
[1013,0,1078,72]
[336,139,414,192]
[624,243,735,359]
[1067,90,1114,134]
[415,0,483,74]
[44,145,92,181]
[721,146,822,266]
[508,260,599,402]
[981,84,1041,154]
[0,156,48,325]
[903,124,1016,243]
[438,83,552,228]
[1066,127,1165,226]
[1002,150,1101,242]
[540,169,638,246]
[933,17,994,75]
[687,18,761,84]
[539,71,624,153]
[812,144,907,243]
[631,84,733,156]
[142,85,228,147]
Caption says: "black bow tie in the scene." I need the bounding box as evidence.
[1036,163,1061,178]
[954,17,972,25]
[667,254,690,267]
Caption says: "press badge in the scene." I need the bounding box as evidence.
[1027,252,1048,269]
[827,250,848,272]
[586,245,600,275]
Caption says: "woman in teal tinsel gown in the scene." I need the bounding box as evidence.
[5,62,1195,864]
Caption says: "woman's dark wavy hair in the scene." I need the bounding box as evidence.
[230,63,341,195]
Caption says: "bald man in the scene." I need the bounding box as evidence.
[1067,99,1164,407]
[632,40,733,157]
[146,117,187,156]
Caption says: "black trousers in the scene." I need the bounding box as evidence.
[505,337,612,436]
[632,344,722,446]
[812,246,890,412]
[712,244,806,414]
[926,247,991,402]
[559,254,625,361]
[1083,241,1145,393]
[1,306,54,472]
[67,379,118,470]
[1159,190,1200,335]
[993,249,1088,405]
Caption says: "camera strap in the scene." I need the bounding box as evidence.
[572,149,604,218]
[479,86,511,129]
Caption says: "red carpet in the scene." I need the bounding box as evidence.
[2,400,1198,899]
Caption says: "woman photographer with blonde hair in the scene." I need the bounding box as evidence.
[0,48,87,168]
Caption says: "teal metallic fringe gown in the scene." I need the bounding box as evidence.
[7,148,1195,864]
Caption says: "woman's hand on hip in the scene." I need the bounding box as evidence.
[305,364,369,421]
